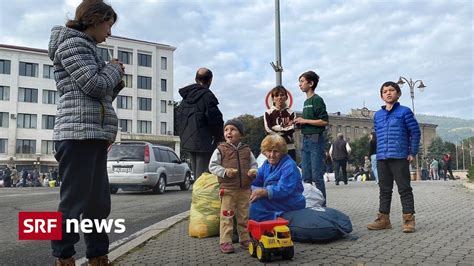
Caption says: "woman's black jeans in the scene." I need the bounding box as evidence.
[377,159,415,214]
[51,140,111,259]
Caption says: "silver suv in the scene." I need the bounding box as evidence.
[107,141,192,194]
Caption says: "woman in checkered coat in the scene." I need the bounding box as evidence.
[47,0,124,264]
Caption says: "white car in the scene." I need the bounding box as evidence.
[107,141,192,194]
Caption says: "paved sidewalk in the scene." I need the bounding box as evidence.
[114,180,474,265]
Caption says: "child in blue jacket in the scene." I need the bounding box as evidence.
[367,81,420,233]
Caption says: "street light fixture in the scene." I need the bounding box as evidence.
[396,76,427,180]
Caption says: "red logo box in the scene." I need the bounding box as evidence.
[18,212,62,240]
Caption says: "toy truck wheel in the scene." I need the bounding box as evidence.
[256,242,270,262]
[281,246,294,260]
[248,239,258,257]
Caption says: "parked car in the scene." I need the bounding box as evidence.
[107,141,192,194]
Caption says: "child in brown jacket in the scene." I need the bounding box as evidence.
[209,119,258,254]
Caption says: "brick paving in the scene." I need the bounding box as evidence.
[115,180,474,265]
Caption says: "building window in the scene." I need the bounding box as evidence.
[98,47,113,61]
[137,76,151,90]
[161,79,167,92]
[138,53,152,67]
[137,120,151,134]
[0,112,8,128]
[160,122,167,135]
[41,140,54,155]
[0,59,11,74]
[337,125,342,133]
[119,119,132,132]
[138,97,152,111]
[117,95,132,109]
[118,50,132,64]
[123,74,133,88]
[160,100,167,113]
[0,86,10,100]
[16,139,36,154]
[137,76,152,90]
[160,57,167,70]
[42,90,58,104]
[43,65,54,79]
[0,139,6,153]
[42,115,55,129]
[346,126,351,133]
[18,88,38,103]
[19,62,39,77]
[17,113,37,129]
[354,127,359,134]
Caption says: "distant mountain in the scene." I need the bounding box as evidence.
[416,114,474,143]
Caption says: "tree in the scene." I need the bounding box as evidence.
[348,134,370,167]
[426,136,446,161]
[234,114,266,156]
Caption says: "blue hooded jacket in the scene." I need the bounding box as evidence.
[374,102,421,160]
[249,155,306,221]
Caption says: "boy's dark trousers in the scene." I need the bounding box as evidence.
[51,140,111,259]
[377,159,415,214]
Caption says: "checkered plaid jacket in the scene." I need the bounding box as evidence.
[48,26,123,142]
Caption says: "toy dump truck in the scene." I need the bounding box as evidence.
[247,218,294,262]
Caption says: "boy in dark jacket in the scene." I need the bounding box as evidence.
[209,119,258,254]
[367,81,421,233]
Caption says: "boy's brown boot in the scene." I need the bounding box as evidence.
[88,255,110,266]
[55,257,75,266]
[367,213,392,230]
[402,213,416,233]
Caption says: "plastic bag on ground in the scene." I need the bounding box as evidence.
[303,183,325,208]
[189,172,221,238]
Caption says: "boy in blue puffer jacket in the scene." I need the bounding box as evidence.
[367,81,421,233]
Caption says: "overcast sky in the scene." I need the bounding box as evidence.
[0,0,472,120]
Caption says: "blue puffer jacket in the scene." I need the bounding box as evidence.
[374,102,421,160]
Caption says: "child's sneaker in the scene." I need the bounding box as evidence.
[220,243,235,254]
[240,240,250,249]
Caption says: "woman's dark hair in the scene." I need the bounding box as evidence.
[299,71,320,90]
[379,81,401,96]
[270,85,288,98]
[66,0,117,31]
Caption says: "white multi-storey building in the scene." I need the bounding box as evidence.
[0,36,178,172]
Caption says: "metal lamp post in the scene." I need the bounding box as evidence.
[396,76,427,181]
[271,0,283,86]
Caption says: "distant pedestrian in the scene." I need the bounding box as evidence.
[21,169,28,187]
[324,151,334,181]
[48,0,123,264]
[11,167,18,187]
[363,155,372,180]
[369,132,379,184]
[430,158,439,180]
[330,133,351,185]
[367,81,421,233]
[264,85,296,161]
[208,119,258,254]
[3,166,11,187]
[177,68,224,180]
[294,70,329,205]
[442,153,454,180]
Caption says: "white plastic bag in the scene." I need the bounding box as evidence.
[303,183,325,208]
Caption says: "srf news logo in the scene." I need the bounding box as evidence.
[18,212,125,240]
